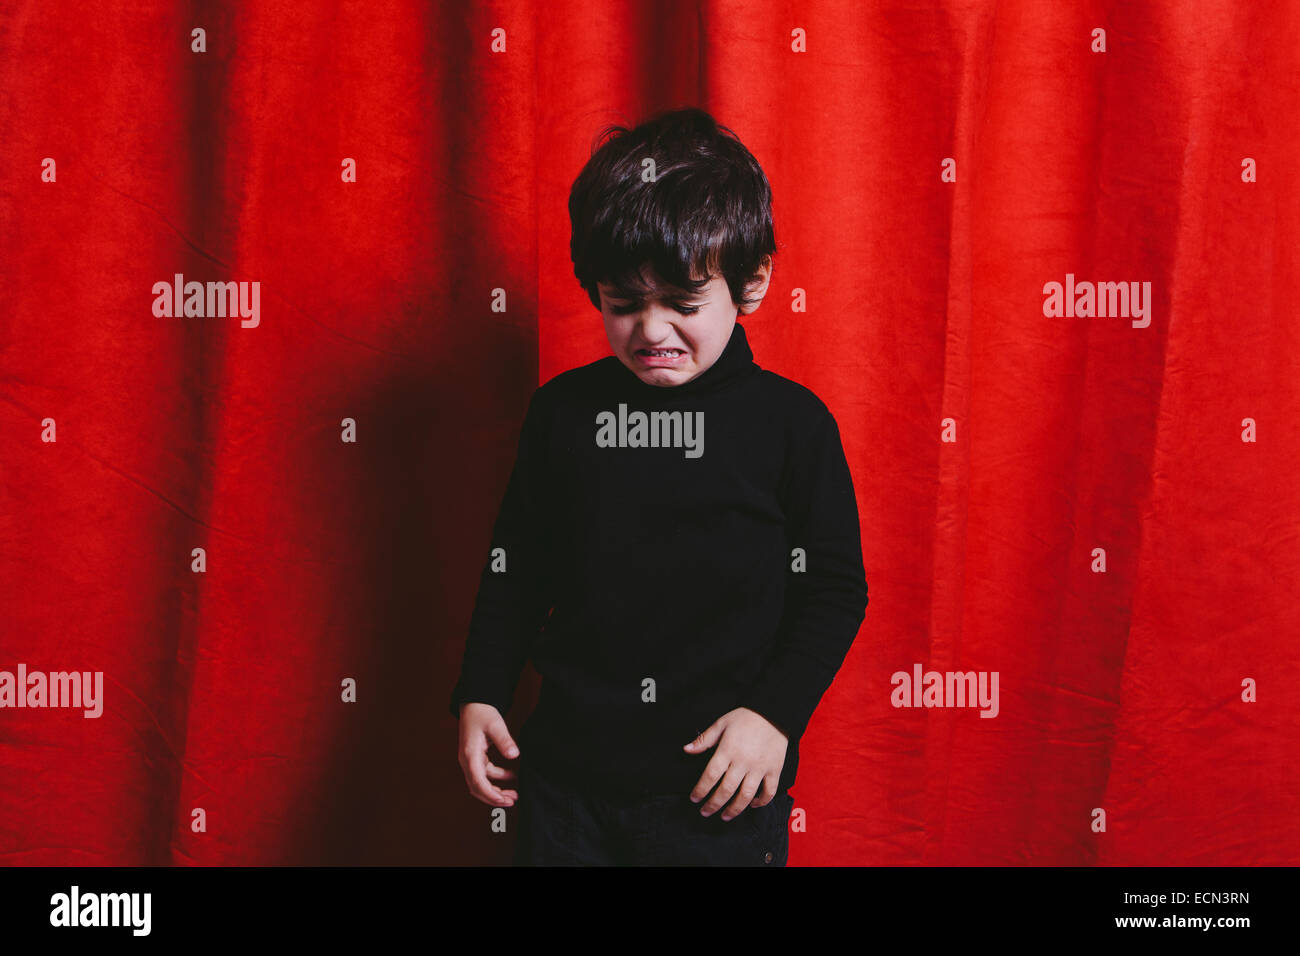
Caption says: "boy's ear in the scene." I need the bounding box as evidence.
[737,256,773,315]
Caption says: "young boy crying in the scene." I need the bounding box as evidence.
[450,106,869,866]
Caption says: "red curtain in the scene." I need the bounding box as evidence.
[1,0,1296,866]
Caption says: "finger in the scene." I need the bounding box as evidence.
[462,735,515,806]
[484,760,519,783]
[487,720,520,760]
[700,764,747,816]
[721,775,762,821]
[688,753,730,804]
[471,769,517,807]
[683,721,723,752]
[748,774,776,808]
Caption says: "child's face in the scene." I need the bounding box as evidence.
[598,264,763,388]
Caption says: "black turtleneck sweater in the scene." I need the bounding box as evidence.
[449,321,868,798]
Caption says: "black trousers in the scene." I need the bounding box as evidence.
[512,754,793,866]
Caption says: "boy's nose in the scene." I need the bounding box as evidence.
[635,310,680,339]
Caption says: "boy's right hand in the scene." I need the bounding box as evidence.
[457,702,520,807]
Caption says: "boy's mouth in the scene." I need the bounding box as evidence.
[635,347,687,365]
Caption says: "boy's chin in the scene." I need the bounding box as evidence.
[632,365,695,387]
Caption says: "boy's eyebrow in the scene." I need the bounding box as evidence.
[606,283,700,301]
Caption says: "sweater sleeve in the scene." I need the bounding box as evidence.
[737,401,868,741]
[448,387,554,720]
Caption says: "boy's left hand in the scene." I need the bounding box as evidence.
[682,707,788,821]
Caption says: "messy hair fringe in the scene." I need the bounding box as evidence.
[569,106,777,311]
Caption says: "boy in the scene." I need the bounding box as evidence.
[449,107,868,866]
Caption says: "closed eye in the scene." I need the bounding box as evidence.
[610,302,701,316]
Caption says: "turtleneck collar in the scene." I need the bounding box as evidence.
[611,320,759,398]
